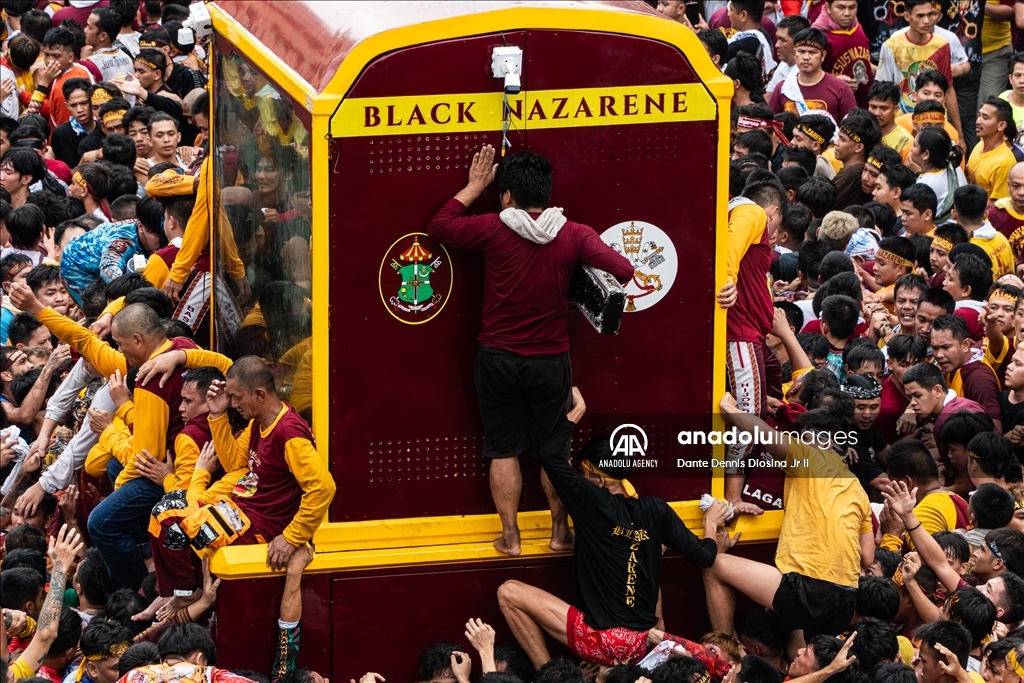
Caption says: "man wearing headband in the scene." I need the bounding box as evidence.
[894,72,961,143]
[928,223,969,286]
[988,162,1024,266]
[969,97,1017,205]
[843,373,891,494]
[768,27,856,123]
[876,0,961,137]
[860,144,902,198]
[833,111,882,209]
[790,114,838,179]
[709,392,873,639]
[874,237,916,313]
[82,8,134,83]
[78,618,133,683]
[767,15,810,92]
[953,184,1015,278]
[884,481,1024,624]
[497,388,731,668]
[139,26,204,100]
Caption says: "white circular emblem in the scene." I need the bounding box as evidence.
[599,221,677,312]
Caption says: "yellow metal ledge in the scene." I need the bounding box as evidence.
[209,506,784,579]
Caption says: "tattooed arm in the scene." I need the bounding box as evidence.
[12,525,84,674]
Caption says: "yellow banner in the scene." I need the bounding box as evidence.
[330,83,717,138]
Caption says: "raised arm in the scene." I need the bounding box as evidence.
[881,481,962,594]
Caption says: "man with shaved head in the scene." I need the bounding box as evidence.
[988,161,1024,271]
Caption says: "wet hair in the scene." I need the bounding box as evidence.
[735,129,773,158]
[878,164,917,194]
[497,151,553,209]
[840,109,882,155]
[915,621,971,668]
[4,523,47,553]
[777,166,810,196]
[935,531,971,564]
[2,548,46,578]
[969,432,1022,482]
[797,333,831,364]
[856,577,900,622]
[868,81,901,106]
[865,200,898,236]
[725,52,766,104]
[916,127,962,170]
[103,133,137,169]
[797,177,837,219]
[982,96,1018,141]
[971,483,1015,529]
[798,239,832,284]
[737,609,789,656]
[534,658,583,683]
[0,567,44,611]
[74,548,113,606]
[783,146,817,176]
[869,663,917,683]
[118,642,161,677]
[697,28,729,64]
[103,588,151,636]
[417,640,461,681]
[651,657,708,683]
[6,203,45,250]
[886,438,940,481]
[494,642,535,683]
[2,147,46,186]
[136,196,165,236]
[820,294,859,340]
[874,548,903,579]
[901,183,938,217]
[949,253,993,301]
[157,623,217,666]
[7,34,40,72]
[915,69,949,94]
[8,311,45,347]
[737,655,783,683]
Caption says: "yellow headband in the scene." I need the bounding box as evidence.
[102,110,127,125]
[1008,649,1024,678]
[581,459,638,499]
[137,58,159,72]
[840,124,861,144]
[932,236,954,251]
[913,111,946,124]
[876,249,913,268]
[76,642,130,681]
[72,171,88,190]
[796,124,825,144]
[867,156,884,170]
[968,450,982,460]
[795,40,825,52]
[989,292,1019,306]
[91,90,113,105]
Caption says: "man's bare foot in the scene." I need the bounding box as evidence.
[493,530,521,556]
[131,595,171,622]
[156,589,203,621]
[549,529,574,551]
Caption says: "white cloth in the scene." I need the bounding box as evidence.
[730,28,778,73]
[86,46,134,83]
[919,166,967,216]
[1,65,18,120]
[767,60,795,93]
[39,381,115,494]
[499,207,567,244]
[0,428,31,496]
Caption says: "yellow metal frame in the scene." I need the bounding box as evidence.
[207,2,779,580]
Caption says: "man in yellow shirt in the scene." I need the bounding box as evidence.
[879,440,968,552]
[869,81,914,160]
[968,97,1018,205]
[708,392,873,640]
[953,184,1015,277]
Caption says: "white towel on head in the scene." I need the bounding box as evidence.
[499,207,567,245]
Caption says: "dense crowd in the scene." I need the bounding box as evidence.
[0,1,331,683]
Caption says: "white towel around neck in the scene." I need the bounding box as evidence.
[499,207,568,245]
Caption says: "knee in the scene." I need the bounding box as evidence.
[497,580,525,608]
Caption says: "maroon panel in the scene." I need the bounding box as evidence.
[214,574,332,676]
[329,30,719,521]
[332,565,527,682]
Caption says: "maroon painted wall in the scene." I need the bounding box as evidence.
[329,29,721,523]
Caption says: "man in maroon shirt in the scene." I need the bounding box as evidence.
[877,334,927,444]
[930,314,1003,432]
[902,362,989,471]
[427,145,633,557]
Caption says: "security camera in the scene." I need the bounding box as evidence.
[182,2,212,40]
[502,59,521,95]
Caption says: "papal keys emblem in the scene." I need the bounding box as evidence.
[379,233,453,325]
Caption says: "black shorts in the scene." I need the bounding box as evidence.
[473,344,572,459]
[772,573,857,638]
